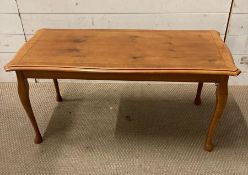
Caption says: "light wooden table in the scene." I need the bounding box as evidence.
[5,29,240,151]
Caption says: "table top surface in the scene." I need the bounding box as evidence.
[5,29,240,76]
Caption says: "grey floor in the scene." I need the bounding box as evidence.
[0,82,248,174]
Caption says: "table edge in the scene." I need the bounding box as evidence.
[4,65,241,76]
[4,29,241,76]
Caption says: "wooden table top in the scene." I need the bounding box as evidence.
[5,29,240,76]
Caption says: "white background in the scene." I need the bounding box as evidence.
[0,0,247,84]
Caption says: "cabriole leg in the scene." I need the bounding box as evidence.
[16,71,42,144]
[204,78,228,151]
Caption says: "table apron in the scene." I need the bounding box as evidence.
[22,71,228,83]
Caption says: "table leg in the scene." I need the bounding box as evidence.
[16,71,42,144]
[53,79,62,102]
[204,79,228,151]
[194,82,203,105]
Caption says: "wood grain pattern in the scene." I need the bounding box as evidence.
[4,29,241,151]
[25,34,226,43]
[5,29,240,76]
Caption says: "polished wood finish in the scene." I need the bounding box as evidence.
[194,82,203,105]
[5,29,240,76]
[5,29,240,151]
[53,79,62,102]
[23,70,227,82]
[205,78,228,151]
[16,71,42,144]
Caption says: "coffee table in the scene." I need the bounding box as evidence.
[4,29,240,151]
